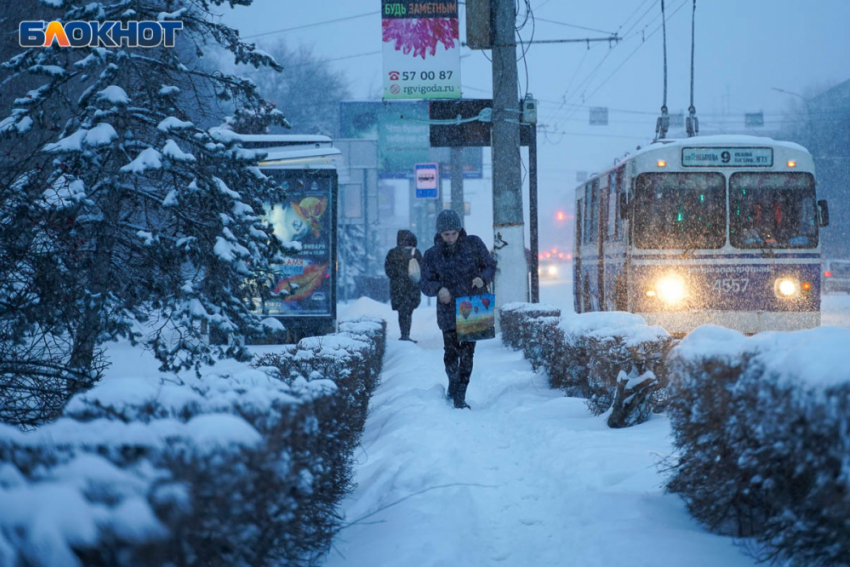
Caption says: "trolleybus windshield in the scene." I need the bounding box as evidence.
[633,172,725,249]
[729,172,817,249]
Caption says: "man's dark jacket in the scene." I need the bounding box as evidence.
[384,230,423,312]
[420,229,497,331]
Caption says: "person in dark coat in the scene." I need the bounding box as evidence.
[420,209,497,409]
[384,229,423,342]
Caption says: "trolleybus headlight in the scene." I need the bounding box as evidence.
[775,278,797,297]
[655,275,686,304]
[548,265,559,276]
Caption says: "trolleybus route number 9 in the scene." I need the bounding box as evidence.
[713,278,749,293]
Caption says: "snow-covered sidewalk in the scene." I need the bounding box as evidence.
[327,300,757,567]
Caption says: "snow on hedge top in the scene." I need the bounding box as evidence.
[0,415,261,454]
[95,85,130,105]
[673,325,850,389]
[558,311,647,336]
[338,319,384,336]
[63,364,305,422]
[297,334,371,358]
[0,470,166,567]
[670,325,746,363]
[501,302,561,315]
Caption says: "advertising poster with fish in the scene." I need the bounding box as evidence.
[455,294,495,342]
[382,0,461,100]
[261,173,333,317]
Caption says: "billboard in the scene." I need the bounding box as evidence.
[339,101,483,179]
[260,171,335,317]
[382,0,461,100]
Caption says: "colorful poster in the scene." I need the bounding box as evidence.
[382,0,461,100]
[455,294,496,342]
[261,172,333,317]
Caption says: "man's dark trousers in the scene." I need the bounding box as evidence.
[443,330,476,398]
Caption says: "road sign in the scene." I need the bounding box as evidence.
[589,107,608,125]
[414,163,439,198]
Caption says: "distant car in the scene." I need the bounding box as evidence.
[538,258,564,281]
[823,259,850,294]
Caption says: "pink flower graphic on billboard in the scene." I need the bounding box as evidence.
[382,17,458,59]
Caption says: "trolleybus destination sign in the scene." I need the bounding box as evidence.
[682,147,773,167]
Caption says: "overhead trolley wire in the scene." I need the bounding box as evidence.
[243,11,379,40]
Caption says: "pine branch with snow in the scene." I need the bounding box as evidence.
[0,0,291,426]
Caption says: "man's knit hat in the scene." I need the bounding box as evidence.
[436,209,462,233]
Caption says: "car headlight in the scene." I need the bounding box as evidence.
[547,265,558,276]
[775,278,798,298]
[653,274,686,304]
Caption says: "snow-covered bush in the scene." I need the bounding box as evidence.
[499,306,675,427]
[499,302,560,351]
[581,321,675,426]
[0,318,387,566]
[666,326,850,566]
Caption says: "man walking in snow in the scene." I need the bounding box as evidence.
[420,209,497,409]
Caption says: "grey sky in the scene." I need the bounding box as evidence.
[221,0,850,246]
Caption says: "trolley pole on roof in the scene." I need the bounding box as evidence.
[491,0,529,309]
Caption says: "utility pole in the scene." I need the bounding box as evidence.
[450,146,464,220]
[528,122,539,303]
[490,0,528,306]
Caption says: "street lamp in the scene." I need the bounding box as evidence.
[771,86,813,144]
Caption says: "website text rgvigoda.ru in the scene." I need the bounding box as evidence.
[402,84,456,96]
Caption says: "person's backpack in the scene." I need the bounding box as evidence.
[407,248,421,283]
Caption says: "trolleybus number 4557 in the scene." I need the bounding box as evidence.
[713,278,749,293]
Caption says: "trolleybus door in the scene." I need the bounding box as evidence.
[575,197,583,313]
[597,178,607,309]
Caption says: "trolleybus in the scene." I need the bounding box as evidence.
[573,135,830,335]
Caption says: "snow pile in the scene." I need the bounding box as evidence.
[666,326,850,566]
[0,317,387,567]
[500,305,675,428]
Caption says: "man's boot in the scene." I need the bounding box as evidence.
[453,381,471,409]
[446,378,458,401]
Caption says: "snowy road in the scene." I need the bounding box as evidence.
[328,299,759,567]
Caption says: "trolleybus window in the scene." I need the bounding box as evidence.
[633,172,725,249]
[729,172,817,249]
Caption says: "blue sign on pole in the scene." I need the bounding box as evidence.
[414,163,439,199]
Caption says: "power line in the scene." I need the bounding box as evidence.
[581,0,690,106]
[547,0,688,126]
[243,11,379,40]
[547,0,659,125]
[534,17,615,35]
[618,0,656,34]
[287,50,381,69]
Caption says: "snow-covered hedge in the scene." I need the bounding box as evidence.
[499,305,675,428]
[500,302,561,351]
[666,326,850,566]
[0,317,386,567]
